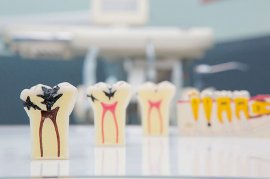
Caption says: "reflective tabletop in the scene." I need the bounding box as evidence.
[0,126,270,178]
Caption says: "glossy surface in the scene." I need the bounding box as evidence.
[0,126,270,178]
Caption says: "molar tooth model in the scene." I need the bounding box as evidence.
[20,82,78,159]
[87,81,132,145]
[178,89,270,137]
[137,81,176,136]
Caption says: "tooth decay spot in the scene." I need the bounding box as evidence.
[23,96,41,110]
[87,94,98,103]
[103,88,116,100]
[37,86,63,111]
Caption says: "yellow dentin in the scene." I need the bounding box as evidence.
[190,97,200,121]
[202,96,213,125]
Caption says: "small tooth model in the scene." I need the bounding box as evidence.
[177,88,270,137]
[177,88,201,135]
[215,90,233,123]
[201,90,214,127]
[20,82,78,159]
[87,81,132,145]
[137,81,176,136]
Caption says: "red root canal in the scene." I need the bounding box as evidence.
[100,102,119,144]
[147,100,163,134]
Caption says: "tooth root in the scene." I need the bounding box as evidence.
[20,82,78,159]
[87,81,132,145]
[137,81,176,136]
[215,91,232,123]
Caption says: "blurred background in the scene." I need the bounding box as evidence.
[1,0,270,124]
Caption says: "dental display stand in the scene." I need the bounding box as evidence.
[1,125,270,179]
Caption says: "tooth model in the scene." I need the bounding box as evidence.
[20,82,78,159]
[215,90,233,124]
[137,81,176,136]
[177,88,200,135]
[87,81,132,145]
[232,90,250,131]
[233,91,250,120]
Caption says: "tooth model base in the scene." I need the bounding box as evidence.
[137,82,176,136]
[20,82,78,159]
[87,81,132,145]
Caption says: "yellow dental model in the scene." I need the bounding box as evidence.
[233,91,250,120]
[201,90,213,126]
[216,91,232,123]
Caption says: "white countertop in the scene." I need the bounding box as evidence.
[0,125,270,179]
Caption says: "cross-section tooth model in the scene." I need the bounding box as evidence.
[87,81,132,145]
[178,88,270,137]
[137,82,176,136]
[20,82,78,159]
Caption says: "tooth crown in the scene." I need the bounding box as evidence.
[20,82,78,159]
[87,81,132,145]
[181,88,200,100]
[137,81,176,136]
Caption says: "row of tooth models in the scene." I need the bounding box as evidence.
[178,88,270,136]
[20,81,176,159]
[20,81,270,160]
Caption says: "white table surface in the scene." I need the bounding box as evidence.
[1,125,270,179]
